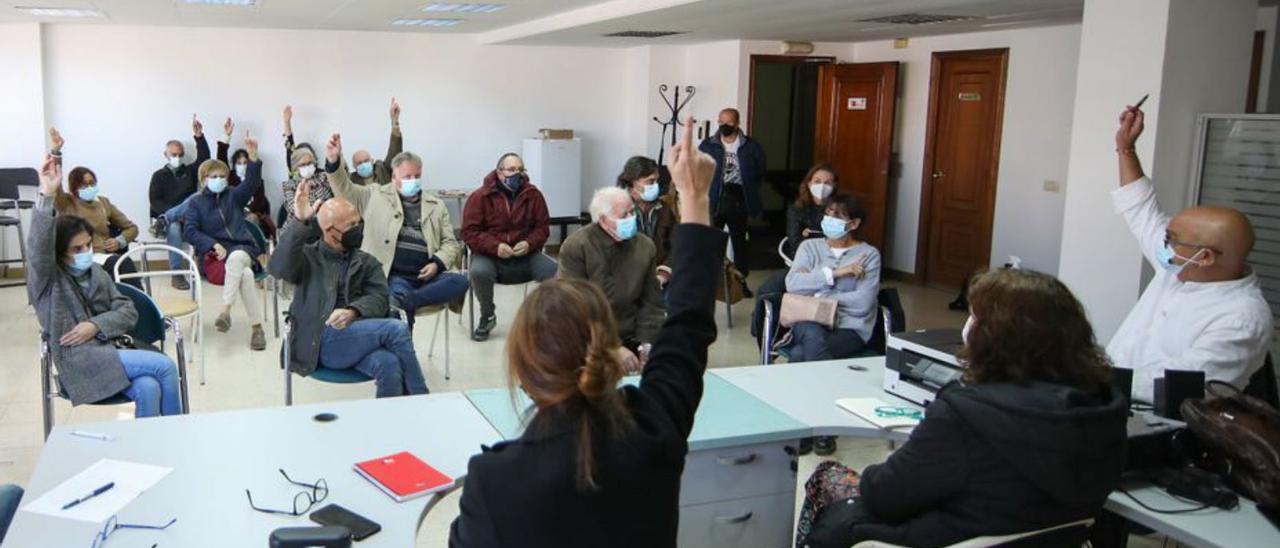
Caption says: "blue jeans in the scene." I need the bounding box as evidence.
[0,484,21,543]
[388,272,470,330]
[788,322,865,363]
[163,198,192,269]
[319,319,429,397]
[119,349,182,417]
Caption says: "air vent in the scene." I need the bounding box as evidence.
[604,30,687,38]
[858,13,977,25]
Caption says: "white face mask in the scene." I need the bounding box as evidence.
[297,164,316,179]
[809,183,833,201]
[235,163,248,179]
[167,155,182,168]
[962,315,975,345]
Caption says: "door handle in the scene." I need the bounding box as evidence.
[716,453,757,466]
[932,171,944,179]
[713,511,754,524]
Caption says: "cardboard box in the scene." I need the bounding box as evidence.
[538,129,574,140]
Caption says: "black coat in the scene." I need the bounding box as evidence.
[808,380,1128,548]
[448,224,727,548]
[148,135,209,218]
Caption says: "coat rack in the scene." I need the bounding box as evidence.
[652,84,696,164]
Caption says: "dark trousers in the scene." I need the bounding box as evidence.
[469,253,558,319]
[715,184,750,277]
[790,322,866,362]
[388,272,470,331]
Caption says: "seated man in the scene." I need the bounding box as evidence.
[558,187,665,366]
[323,133,468,331]
[461,152,557,341]
[269,182,428,398]
[1109,104,1272,402]
[146,116,209,289]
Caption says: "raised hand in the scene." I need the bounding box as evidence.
[325,133,342,164]
[223,117,234,138]
[245,130,259,161]
[192,114,204,137]
[38,154,62,196]
[49,127,64,153]
[294,179,315,221]
[390,97,401,125]
[668,116,715,226]
[1116,106,1145,150]
[283,105,294,135]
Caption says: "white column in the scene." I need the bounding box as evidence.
[1058,0,1256,343]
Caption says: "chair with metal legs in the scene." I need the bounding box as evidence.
[114,244,205,384]
[0,168,34,288]
[282,309,410,406]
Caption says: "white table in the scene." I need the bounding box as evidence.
[1105,485,1280,548]
[4,393,498,548]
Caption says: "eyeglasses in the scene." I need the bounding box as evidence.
[874,406,923,420]
[498,166,526,174]
[90,514,176,548]
[245,469,329,516]
[1162,234,1220,255]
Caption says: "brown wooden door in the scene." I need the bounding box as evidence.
[917,49,1008,289]
[813,62,898,251]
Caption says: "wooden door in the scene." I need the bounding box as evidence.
[813,62,899,251]
[917,49,1008,289]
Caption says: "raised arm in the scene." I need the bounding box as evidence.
[283,105,296,170]
[382,98,403,179]
[1111,106,1167,268]
[193,114,210,167]
[268,181,315,284]
[216,117,232,164]
[231,132,264,208]
[323,133,372,212]
[27,155,63,300]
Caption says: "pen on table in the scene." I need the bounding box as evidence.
[70,430,114,441]
[847,364,867,372]
[61,482,114,510]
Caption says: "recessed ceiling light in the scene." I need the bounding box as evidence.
[422,3,504,14]
[392,18,463,27]
[16,6,102,17]
[184,0,257,5]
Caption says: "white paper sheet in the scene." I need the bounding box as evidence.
[835,397,921,430]
[21,459,173,523]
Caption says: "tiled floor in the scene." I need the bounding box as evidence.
[1,270,1158,547]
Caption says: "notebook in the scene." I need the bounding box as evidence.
[354,451,454,503]
[835,397,922,430]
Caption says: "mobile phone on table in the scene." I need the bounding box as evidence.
[310,504,382,541]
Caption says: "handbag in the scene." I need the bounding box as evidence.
[714,262,747,304]
[202,250,227,286]
[779,293,838,328]
[1180,381,1280,508]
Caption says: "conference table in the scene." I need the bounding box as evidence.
[7,357,1278,547]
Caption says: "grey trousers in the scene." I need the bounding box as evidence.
[469,252,558,318]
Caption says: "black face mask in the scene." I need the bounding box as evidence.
[718,124,737,137]
[503,174,523,192]
[339,224,364,251]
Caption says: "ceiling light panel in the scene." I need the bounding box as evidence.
[392,18,463,27]
[422,3,504,14]
[17,6,102,17]
[184,0,257,5]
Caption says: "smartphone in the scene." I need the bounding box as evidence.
[309,504,382,541]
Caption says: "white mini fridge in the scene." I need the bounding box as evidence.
[522,137,581,219]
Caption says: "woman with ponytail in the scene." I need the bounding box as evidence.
[449,119,724,548]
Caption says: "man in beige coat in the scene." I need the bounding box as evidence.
[323,133,468,330]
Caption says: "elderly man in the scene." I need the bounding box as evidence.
[461,152,557,341]
[269,182,428,398]
[558,187,664,360]
[1108,105,1272,402]
[699,107,765,295]
[146,115,209,289]
[323,133,468,331]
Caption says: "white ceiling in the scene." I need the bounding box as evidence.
[0,0,1085,42]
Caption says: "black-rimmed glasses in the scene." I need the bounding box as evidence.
[90,514,176,548]
[245,469,329,516]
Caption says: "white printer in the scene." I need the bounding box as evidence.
[883,329,966,406]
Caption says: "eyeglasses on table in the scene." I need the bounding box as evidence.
[89,514,176,548]
[245,468,329,516]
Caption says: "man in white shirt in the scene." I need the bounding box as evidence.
[1108,104,1272,402]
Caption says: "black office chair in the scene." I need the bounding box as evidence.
[758,287,905,365]
[1245,353,1279,408]
[0,168,35,287]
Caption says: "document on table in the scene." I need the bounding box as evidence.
[836,397,921,430]
[21,459,172,523]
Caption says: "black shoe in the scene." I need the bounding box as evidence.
[814,436,837,456]
[797,437,814,456]
[472,315,497,341]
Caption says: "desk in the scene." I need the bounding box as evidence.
[1104,485,1280,548]
[5,393,498,548]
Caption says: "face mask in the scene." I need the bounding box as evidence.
[340,224,364,251]
[167,155,182,169]
[809,183,833,201]
[77,186,99,202]
[69,250,94,274]
[355,161,375,178]
[718,124,736,137]
[640,182,660,202]
[821,215,851,240]
[399,178,422,197]
[1155,242,1205,276]
[962,315,975,345]
[206,177,228,194]
[614,215,637,241]
[235,163,248,179]
[503,174,523,192]
[297,165,316,179]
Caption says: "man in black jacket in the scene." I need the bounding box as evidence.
[148,114,209,289]
[699,107,765,294]
[268,183,428,398]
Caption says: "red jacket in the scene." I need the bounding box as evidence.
[462,171,551,256]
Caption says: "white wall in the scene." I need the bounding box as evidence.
[38,24,632,230]
[851,25,1082,275]
[0,24,46,169]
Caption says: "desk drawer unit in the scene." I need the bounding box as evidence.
[677,492,795,548]
[679,441,797,548]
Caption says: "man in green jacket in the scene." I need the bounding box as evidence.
[269,182,428,398]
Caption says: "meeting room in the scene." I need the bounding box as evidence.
[2,0,1280,547]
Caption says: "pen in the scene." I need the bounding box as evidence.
[62,482,114,510]
[1134,94,1149,109]
[847,364,868,372]
[70,430,114,441]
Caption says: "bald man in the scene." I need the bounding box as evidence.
[269,182,428,398]
[1108,105,1272,402]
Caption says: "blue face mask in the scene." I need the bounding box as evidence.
[77,185,99,202]
[355,161,374,178]
[69,250,94,274]
[503,174,523,192]
[1155,242,1204,276]
[640,183,660,202]
[821,215,851,240]
[399,178,422,197]
[206,177,228,194]
[615,215,637,241]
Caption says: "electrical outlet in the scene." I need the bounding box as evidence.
[1043,179,1061,192]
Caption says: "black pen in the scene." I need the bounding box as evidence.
[62,482,114,510]
[1134,94,1149,109]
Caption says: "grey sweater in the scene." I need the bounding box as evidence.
[785,238,881,341]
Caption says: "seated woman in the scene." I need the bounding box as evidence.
[280,145,333,232]
[183,133,267,351]
[217,118,275,241]
[449,119,724,548]
[799,269,1128,548]
[784,193,880,362]
[51,166,143,289]
[616,155,677,287]
[28,155,181,418]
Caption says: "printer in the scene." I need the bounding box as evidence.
[884,329,965,406]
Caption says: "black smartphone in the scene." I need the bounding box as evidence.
[309,504,382,541]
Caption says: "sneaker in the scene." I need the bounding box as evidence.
[250,325,266,351]
[215,312,231,333]
[814,436,837,456]
[149,217,168,239]
[171,275,190,291]
[471,315,497,341]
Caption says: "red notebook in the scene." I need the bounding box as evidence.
[354,451,454,502]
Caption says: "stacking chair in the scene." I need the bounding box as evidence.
[245,221,281,338]
[114,244,205,384]
[464,244,533,336]
[282,308,410,406]
[0,168,35,287]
